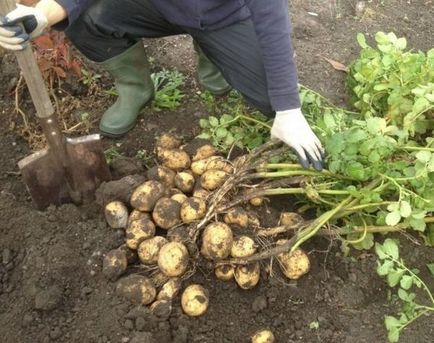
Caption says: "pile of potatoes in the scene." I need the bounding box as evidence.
[101,133,310,317]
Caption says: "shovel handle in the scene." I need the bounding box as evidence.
[0,0,54,118]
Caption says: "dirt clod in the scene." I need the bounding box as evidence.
[34,285,63,311]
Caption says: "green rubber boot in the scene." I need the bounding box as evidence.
[194,42,232,96]
[99,42,154,137]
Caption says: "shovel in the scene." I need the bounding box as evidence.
[0,0,111,210]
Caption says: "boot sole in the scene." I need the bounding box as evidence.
[99,121,137,138]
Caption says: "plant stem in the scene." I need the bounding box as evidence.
[291,196,354,251]
[400,146,434,153]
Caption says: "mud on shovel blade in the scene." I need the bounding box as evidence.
[0,0,111,210]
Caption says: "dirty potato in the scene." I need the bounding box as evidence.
[158,242,189,277]
[137,236,168,264]
[201,222,233,260]
[200,169,229,191]
[183,138,217,162]
[251,329,275,343]
[146,166,176,188]
[125,215,156,249]
[158,148,191,171]
[234,262,260,290]
[156,133,183,150]
[174,172,195,193]
[223,207,249,228]
[180,197,207,223]
[130,180,168,212]
[104,201,129,229]
[181,284,209,316]
[276,240,310,280]
[152,197,182,229]
[157,278,182,300]
[102,249,128,281]
[116,274,156,305]
[230,236,256,258]
[215,265,235,281]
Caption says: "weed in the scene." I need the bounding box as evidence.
[104,144,122,163]
[375,239,434,342]
[151,69,185,111]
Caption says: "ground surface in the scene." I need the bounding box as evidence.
[0,1,433,342]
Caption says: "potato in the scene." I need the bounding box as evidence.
[279,212,304,227]
[138,236,168,264]
[156,133,182,150]
[146,166,176,188]
[192,188,210,201]
[249,197,264,207]
[201,169,229,191]
[102,249,127,281]
[167,225,189,243]
[128,209,150,225]
[171,193,188,204]
[150,299,172,320]
[180,197,207,223]
[152,197,181,229]
[183,138,217,162]
[276,240,310,280]
[223,207,249,228]
[181,284,209,317]
[105,201,129,229]
[191,156,233,175]
[251,329,275,343]
[215,265,234,281]
[234,262,260,290]
[116,274,156,305]
[158,242,189,277]
[130,180,168,212]
[158,148,191,171]
[157,278,182,300]
[231,236,256,258]
[201,222,233,260]
[118,244,138,264]
[126,215,156,249]
[174,172,195,193]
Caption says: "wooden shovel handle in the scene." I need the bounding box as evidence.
[0,0,54,118]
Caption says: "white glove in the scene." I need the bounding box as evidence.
[271,108,325,171]
[0,4,48,51]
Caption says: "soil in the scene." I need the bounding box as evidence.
[1,1,433,342]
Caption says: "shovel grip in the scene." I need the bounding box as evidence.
[0,0,54,118]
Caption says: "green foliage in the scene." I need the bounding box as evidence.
[347,32,434,138]
[151,69,185,111]
[375,239,434,342]
[197,91,272,152]
[104,144,122,163]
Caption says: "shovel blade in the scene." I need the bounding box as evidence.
[18,134,111,210]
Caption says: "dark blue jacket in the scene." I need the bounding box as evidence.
[55,0,300,111]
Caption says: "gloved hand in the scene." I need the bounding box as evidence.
[271,108,325,171]
[0,4,48,51]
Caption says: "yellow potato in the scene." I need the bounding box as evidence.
[279,212,304,227]
[116,274,156,305]
[234,262,260,290]
[104,201,129,229]
[215,265,234,281]
[201,169,229,191]
[174,172,195,193]
[181,284,209,316]
[276,240,310,280]
[171,193,188,204]
[157,278,182,300]
[251,329,275,343]
[125,215,156,250]
[191,156,233,175]
[183,138,217,162]
[223,207,249,228]
[156,133,182,149]
[146,165,176,188]
[128,209,150,225]
[130,180,168,212]
[158,148,191,171]
[158,242,189,277]
[192,188,210,201]
[249,197,264,207]
[180,197,207,223]
[201,222,233,260]
[231,236,256,258]
[152,197,181,229]
[138,236,168,264]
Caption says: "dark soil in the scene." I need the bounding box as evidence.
[1,1,433,342]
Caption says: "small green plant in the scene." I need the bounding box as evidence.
[80,68,102,86]
[104,144,122,163]
[375,239,434,342]
[151,69,185,110]
[135,149,153,169]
